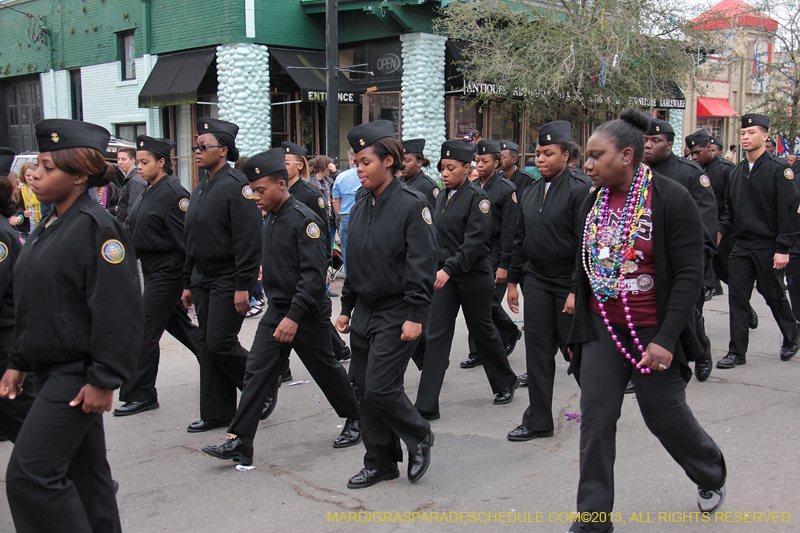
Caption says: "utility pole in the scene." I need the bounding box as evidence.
[326,0,339,165]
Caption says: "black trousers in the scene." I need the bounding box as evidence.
[728,246,798,356]
[229,307,359,440]
[6,364,121,533]
[349,299,430,471]
[120,271,199,403]
[694,251,713,353]
[192,280,249,422]
[572,313,726,533]
[712,232,733,284]
[467,280,519,359]
[415,268,517,416]
[0,327,35,442]
[520,282,572,432]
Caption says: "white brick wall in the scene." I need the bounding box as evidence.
[40,70,72,119]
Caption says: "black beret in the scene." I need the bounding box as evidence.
[136,135,175,157]
[197,117,239,138]
[742,114,769,130]
[281,141,308,158]
[685,130,710,148]
[710,137,723,149]
[500,140,519,152]
[0,147,15,176]
[538,121,572,145]
[647,119,674,136]
[477,138,501,155]
[35,119,110,154]
[440,139,475,164]
[347,120,395,152]
[243,148,286,182]
[402,138,425,155]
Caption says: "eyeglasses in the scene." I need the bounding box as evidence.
[192,144,224,153]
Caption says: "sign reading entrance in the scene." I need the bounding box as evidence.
[303,90,357,103]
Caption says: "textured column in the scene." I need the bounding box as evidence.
[401,32,446,182]
[216,43,271,157]
[668,108,684,157]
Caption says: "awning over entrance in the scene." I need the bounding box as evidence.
[270,48,358,104]
[138,49,216,108]
[697,97,739,117]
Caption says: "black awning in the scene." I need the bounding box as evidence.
[138,49,216,108]
[270,48,358,104]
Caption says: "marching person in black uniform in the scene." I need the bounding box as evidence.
[717,114,800,369]
[0,119,143,532]
[400,138,440,211]
[461,139,521,369]
[415,140,519,419]
[506,121,591,441]
[500,140,536,199]
[181,118,263,432]
[115,136,200,416]
[201,148,361,466]
[335,120,436,489]
[0,151,35,443]
[644,119,718,382]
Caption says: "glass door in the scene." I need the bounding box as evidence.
[363,92,401,138]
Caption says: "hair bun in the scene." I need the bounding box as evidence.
[619,108,651,134]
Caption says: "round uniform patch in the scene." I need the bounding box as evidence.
[242,185,255,200]
[479,199,491,214]
[318,197,325,209]
[306,222,321,239]
[0,242,7,263]
[422,207,432,225]
[101,239,125,264]
[699,175,711,188]
[512,192,518,203]
[178,198,190,212]
[432,188,439,198]
[785,168,794,180]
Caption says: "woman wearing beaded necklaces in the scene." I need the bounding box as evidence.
[566,109,726,533]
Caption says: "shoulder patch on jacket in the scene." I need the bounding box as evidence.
[422,207,433,225]
[242,185,255,199]
[785,168,794,180]
[306,222,321,239]
[179,198,190,211]
[479,199,491,213]
[101,239,125,264]
[700,175,711,187]
[0,242,7,262]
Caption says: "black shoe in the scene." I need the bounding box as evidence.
[697,484,726,513]
[518,373,528,387]
[333,418,361,448]
[335,345,351,362]
[624,379,635,394]
[347,466,400,489]
[280,369,293,383]
[711,286,724,296]
[507,425,554,441]
[202,435,254,465]
[417,409,440,421]
[187,419,232,433]
[328,291,339,298]
[113,399,159,417]
[695,346,713,382]
[407,430,434,483]
[704,288,713,301]
[113,480,119,495]
[460,357,482,369]
[716,352,746,369]
[504,329,522,356]
[749,308,759,330]
[261,397,277,421]
[780,326,800,361]
[493,376,519,405]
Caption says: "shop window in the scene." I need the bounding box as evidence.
[115,123,146,142]
[490,102,518,141]
[119,31,136,81]
[697,118,722,138]
[450,98,479,139]
[271,93,291,148]
[364,92,401,137]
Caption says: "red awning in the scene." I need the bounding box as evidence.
[697,97,739,118]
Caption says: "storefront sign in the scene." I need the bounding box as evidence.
[303,90,357,103]
[631,96,686,109]
[376,53,402,75]
[458,80,527,100]
[456,122,477,137]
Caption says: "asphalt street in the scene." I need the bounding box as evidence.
[0,282,798,532]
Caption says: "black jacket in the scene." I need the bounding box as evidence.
[10,193,143,389]
[262,197,329,323]
[478,173,518,270]
[720,150,800,253]
[114,169,147,223]
[341,179,436,324]
[508,167,591,290]
[702,154,735,225]
[183,164,262,291]
[435,180,492,278]
[403,170,440,214]
[505,167,536,201]
[0,217,21,330]
[567,172,704,383]
[290,178,328,234]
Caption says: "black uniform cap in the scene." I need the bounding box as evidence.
[477,138,501,155]
[35,119,110,154]
[243,148,286,182]
[440,139,476,164]
[537,121,572,145]
[647,119,674,136]
[347,120,395,152]
[281,141,308,158]
[136,135,175,157]
[402,138,425,155]
[685,130,710,148]
[710,137,723,149]
[500,140,519,152]
[767,137,775,145]
[197,117,239,138]
[0,147,15,176]
[742,114,769,130]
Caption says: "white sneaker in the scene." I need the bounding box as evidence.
[697,484,726,513]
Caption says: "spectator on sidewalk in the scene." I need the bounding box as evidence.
[332,149,360,276]
[114,147,147,223]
